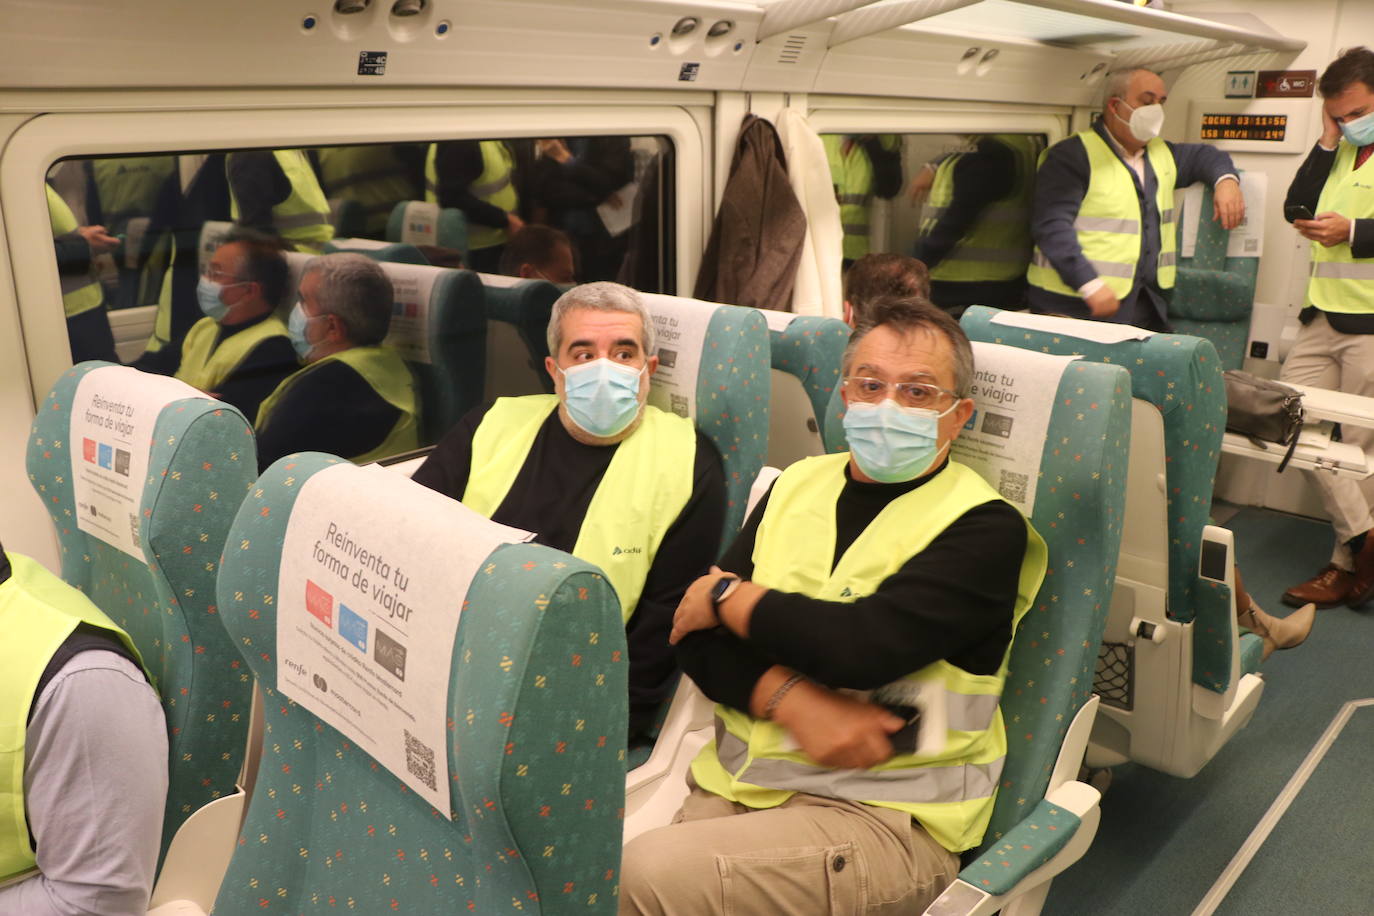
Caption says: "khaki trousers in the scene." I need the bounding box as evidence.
[619,784,959,916]
[1279,312,1374,567]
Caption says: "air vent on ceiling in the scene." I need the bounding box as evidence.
[778,34,807,64]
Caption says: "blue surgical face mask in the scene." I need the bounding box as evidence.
[196,276,231,322]
[1340,110,1374,148]
[843,399,957,483]
[287,302,317,360]
[558,358,645,438]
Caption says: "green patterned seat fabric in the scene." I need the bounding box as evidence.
[1169,182,1257,370]
[962,307,1238,696]
[399,266,486,445]
[952,351,1130,854]
[642,298,770,539]
[323,239,431,265]
[214,453,626,914]
[768,315,851,434]
[822,383,848,454]
[959,797,1082,896]
[386,200,470,255]
[26,361,257,855]
[479,275,560,395]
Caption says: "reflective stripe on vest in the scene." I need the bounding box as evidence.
[255,345,420,463]
[90,156,175,233]
[690,454,1047,853]
[0,554,148,884]
[921,135,1039,283]
[317,147,417,236]
[1027,130,1177,298]
[424,141,518,251]
[176,314,293,393]
[46,186,105,318]
[228,150,333,253]
[462,395,696,623]
[1306,140,1374,314]
[824,135,877,261]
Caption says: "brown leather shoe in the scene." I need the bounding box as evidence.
[1349,537,1374,608]
[1282,565,1353,608]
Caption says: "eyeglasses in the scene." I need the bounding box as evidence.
[201,266,248,285]
[843,376,959,411]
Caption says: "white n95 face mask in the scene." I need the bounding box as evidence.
[1115,100,1165,143]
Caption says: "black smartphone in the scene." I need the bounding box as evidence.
[1286,204,1315,222]
[880,702,923,756]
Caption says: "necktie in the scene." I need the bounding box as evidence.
[1357,145,1373,169]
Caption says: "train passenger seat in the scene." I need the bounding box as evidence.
[326,196,367,239]
[26,362,257,862]
[627,343,1131,916]
[474,272,560,399]
[280,252,487,445]
[961,306,1263,779]
[175,453,626,915]
[386,199,469,255]
[1169,180,1257,371]
[323,236,431,265]
[639,292,771,538]
[758,310,851,468]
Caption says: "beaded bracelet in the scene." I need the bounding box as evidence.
[763,673,806,720]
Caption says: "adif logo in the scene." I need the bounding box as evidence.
[611,546,643,556]
[840,587,855,598]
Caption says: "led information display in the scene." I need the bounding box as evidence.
[1200,113,1288,142]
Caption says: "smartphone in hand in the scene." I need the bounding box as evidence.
[1286,204,1315,222]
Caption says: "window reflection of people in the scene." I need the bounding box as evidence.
[529,137,634,282]
[823,135,903,267]
[47,184,120,364]
[425,140,524,274]
[498,225,578,285]
[914,135,1041,317]
[412,283,726,743]
[1027,68,1244,331]
[254,253,420,471]
[622,300,1046,915]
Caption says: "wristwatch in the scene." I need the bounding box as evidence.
[710,574,742,612]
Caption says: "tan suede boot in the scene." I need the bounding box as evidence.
[1236,566,1315,661]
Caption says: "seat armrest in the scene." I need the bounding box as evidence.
[147,792,245,912]
[1193,525,1240,715]
[923,782,1101,916]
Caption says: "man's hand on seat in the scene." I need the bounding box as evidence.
[773,681,905,770]
[1212,177,1246,231]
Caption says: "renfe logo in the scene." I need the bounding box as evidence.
[305,579,334,627]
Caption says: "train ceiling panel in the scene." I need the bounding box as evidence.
[0,0,1303,99]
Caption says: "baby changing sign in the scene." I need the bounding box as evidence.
[69,366,208,559]
[277,463,532,815]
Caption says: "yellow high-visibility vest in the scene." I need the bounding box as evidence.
[255,345,420,464]
[462,394,695,622]
[315,146,416,238]
[175,314,292,393]
[0,553,148,884]
[1027,130,1177,298]
[46,186,105,318]
[691,454,1046,852]
[228,150,333,253]
[424,141,518,251]
[921,135,1038,284]
[1306,139,1374,313]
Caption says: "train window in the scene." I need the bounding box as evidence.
[44,134,675,464]
[820,132,1045,315]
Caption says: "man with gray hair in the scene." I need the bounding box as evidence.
[623,298,1045,915]
[254,252,419,469]
[1028,67,1245,330]
[413,281,725,742]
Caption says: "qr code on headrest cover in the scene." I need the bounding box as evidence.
[998,469,1028,505]
[404,728,437,792]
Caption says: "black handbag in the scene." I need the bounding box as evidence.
[1223,370,1304,472]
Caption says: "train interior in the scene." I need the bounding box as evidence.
[4,0,1374,913]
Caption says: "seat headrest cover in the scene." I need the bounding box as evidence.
[640,292,723,420]
[950,342,1079,516]
[399,201,440,246]
[990,309,1156,344]
[68,364,211,559]
[276,461,532,816]
[377,262,444,364]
